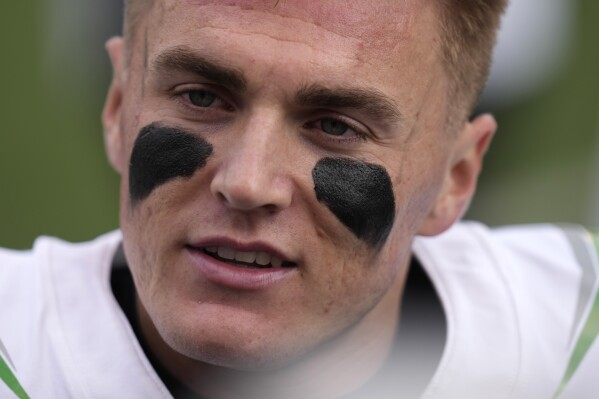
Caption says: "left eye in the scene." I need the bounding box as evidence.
[308,117,368,142]
[320,118,350,136]
[187,90,218,107]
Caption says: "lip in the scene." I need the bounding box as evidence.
[185,238,297,290]
[189,238,295,263]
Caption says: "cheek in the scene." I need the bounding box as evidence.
[128,122,214,205]
[312,157,396,249]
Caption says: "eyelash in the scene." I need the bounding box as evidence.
[303,115,369,144]
[173,85,235,113]
[172,87,371,144]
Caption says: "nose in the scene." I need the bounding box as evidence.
[210,114,294,213]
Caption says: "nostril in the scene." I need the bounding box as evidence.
[216,191,228,204]
[263,203,280,214]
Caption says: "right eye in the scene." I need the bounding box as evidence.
[171,84,236,122]
[184,90,222,108]
[319,118,351,136]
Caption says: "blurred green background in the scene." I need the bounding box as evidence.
[0,1,598,249]
[470,0,599,228]
[0,1,121,248]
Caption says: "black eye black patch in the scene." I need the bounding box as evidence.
[312,157,396,249]
[129,122,214,205]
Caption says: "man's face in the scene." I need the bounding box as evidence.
[107,0,458,369]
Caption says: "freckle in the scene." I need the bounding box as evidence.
[322,300,334,315]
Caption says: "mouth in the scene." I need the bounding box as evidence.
[185,241,298,290]
[187,245,297,269]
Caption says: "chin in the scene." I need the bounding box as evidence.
[153,306,311,371]
[171,330,306,371]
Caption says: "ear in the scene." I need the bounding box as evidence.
[418,114,497,236]
[102,36,126,174]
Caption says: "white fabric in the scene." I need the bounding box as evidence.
[0,232,171,399]
[414,222,595,399]
[0,222,597,398]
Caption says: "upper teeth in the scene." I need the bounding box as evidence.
[205,246,284,268]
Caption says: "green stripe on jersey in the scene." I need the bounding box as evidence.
[558,225,599,345]
[0,355,30,399]
[554,230,599,398]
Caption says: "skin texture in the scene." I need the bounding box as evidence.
[102,1,497,397]
[312,157,396,248]
[129,123,214,204]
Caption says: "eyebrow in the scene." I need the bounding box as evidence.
[151,46,247,91]
[296,84,403,125]
[151,47,402,125]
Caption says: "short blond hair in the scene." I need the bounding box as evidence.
[437,0,508,127]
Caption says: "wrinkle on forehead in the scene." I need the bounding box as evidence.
[142,1,446,131]
[157,0,425,51]
[143,0,443,84]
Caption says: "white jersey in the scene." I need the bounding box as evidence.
[0,222,598,399]
[414,223,599,399]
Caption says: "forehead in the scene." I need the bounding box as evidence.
[132,0,447,128]
[175,1,417,39]
[141,0,439,61]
